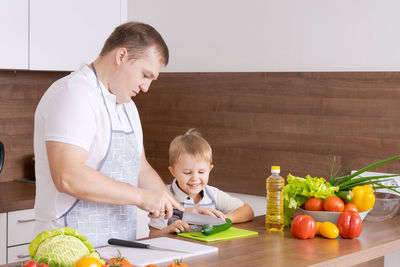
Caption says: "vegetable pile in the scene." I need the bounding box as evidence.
[28,227,102,267]
[284,155,400,226]
[26,227,192,267]
[283,174,339,226]
[291,211,363,240]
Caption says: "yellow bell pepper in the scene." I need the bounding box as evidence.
[351,185,375,212]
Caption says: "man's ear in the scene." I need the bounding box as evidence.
[115,47,128,65]
[168,166,176,177]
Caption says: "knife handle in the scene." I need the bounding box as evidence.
[173,209,184,219]
[108,238,149,249]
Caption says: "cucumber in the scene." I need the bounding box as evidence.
[201,218,232,236]
[336,190,354,203]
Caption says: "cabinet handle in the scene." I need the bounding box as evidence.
[17,254,30,259]
[17,218,35,223]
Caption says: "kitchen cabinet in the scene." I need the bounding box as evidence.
[0,0,29,70]
[0,209,35,264]
[7,244,30,264]
[30,0,127,71]
[0,0,127,71]
[0,213,5,265]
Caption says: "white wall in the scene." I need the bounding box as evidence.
[130,3,400,265]
[128,0,400,72]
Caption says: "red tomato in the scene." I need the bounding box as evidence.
[37,264,49,267]
[323,196,345,212]
[344,203,359,212]
[106,258,131,267]
[337,211,363,239]
[22,260,38,267]
[168,259,189,267]
[106,250,131,267]
[291,215,316,239]
[305,197,324,211]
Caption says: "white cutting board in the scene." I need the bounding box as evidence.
[97,237,218,266]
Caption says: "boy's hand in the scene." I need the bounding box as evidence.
[166,220,191,234]
[185,206,226,220]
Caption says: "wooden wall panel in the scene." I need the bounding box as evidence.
[1,71,399,196]
[0,70,67,182]
[134,72,400,196]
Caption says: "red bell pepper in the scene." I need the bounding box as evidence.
[291,215,316,239]
[337,211,363,239]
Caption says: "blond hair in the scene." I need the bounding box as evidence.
[169,128,212,166]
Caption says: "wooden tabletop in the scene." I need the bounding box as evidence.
[168,215,400,267]
[2,214,399,266]
[0,181,35,213]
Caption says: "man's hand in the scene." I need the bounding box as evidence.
[185,206,226,220]
[138,189,183,219]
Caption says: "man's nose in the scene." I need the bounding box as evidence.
[139,81,152,92]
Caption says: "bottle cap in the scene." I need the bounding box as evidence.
[271,166,280,173]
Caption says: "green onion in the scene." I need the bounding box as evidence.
[329,155,400,191]
[329,156,336,184]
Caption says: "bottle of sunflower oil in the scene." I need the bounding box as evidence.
[266,165,285,232]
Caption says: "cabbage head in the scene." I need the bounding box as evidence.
[29,227,101,267]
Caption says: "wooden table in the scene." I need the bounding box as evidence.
[3,215,400,267]
[171,215,400,267]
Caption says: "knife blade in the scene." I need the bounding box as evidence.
[108,238,193,254]
[173,209,226,225]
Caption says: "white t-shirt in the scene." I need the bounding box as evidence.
[149,179,244,230]
[33,64,143,224]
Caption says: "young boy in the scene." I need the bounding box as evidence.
[149,129,254,236]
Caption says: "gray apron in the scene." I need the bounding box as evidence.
[61,64,140,247]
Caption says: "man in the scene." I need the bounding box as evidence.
[33,22,183,247]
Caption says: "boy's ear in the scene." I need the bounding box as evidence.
[210,164,214,171]
[168,166,176,177]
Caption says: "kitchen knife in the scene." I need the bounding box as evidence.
[108,238,193,254]
[173,209,226,225]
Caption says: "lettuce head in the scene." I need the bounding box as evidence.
[283,174,339,226]
[29,227,101,267]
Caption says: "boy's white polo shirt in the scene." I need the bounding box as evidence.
[34,64,143,225]
[149,179,244,229]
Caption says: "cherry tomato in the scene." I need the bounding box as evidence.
[106,250,131,267]
[344,203,359,212]
[291,215,316,239]
[168,259,189,267]
[38,264,49,267]
[323,196,345,212]
[75,257,102,267]
[305,197,324,211]
[319,221,339,239]
[337,211,363,239]
[22,260,38,267]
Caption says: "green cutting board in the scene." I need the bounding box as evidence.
[178,227,258,242]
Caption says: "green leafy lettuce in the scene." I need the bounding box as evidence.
[283,174,339,226]
[29,227,101,267]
